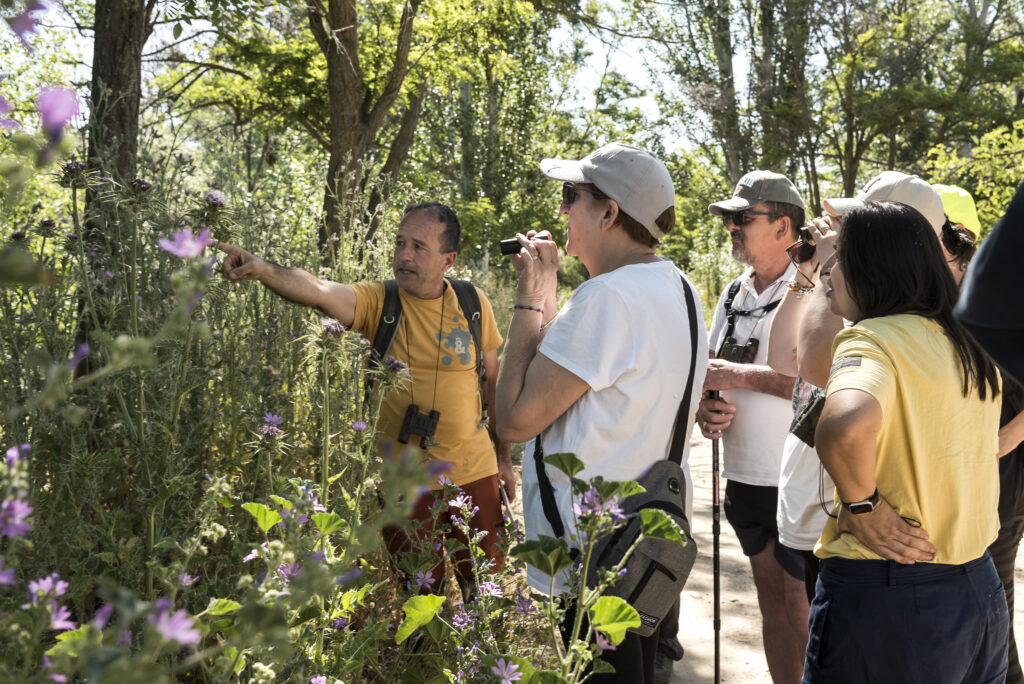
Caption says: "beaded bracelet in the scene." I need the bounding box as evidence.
[513,304,544,314]
[786,281,814,299]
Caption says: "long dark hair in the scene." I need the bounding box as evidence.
[837,201,1000,400]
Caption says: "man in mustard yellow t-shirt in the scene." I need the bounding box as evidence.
[218,203,513,592]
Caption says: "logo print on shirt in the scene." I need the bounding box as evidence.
[439,325,472,366]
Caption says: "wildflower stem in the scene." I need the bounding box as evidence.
[71,187,102,335]
[320,347,330,507]
[129,210,145,442]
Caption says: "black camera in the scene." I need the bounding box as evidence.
[398,404,440,448]
[499,231,551,256]
[719,336,759,364]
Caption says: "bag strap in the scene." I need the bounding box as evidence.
[446,277,487,419]
[667,276,700,466]
[535,274,700,539]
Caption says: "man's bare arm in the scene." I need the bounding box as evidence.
[797,285,843,388]
[219,242,356,326]
[703,359,796,400]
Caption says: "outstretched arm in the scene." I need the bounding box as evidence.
[218,242,357,326]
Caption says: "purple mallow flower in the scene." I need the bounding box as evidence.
[158,228,213,259]
[310,677,327,684]
[6,443,29,470]
[93,603,114,629]
[594,628,616,652]
[278,562,301,583]
[147,598,200,645]
[6,0,47,52]
[0,558,15,585]
[178,572,195,587]
[50,602,76,631]
[0,95,17,130]
[37,86,79,137]
[451,605,479,630]
[491,658,522,684]
[573,488,625,521]
[412,570,434,590]
[66,343,90,370]
[28,573,68,603]
[1,498,33,538]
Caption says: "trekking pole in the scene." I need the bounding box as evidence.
[710,390,722,684]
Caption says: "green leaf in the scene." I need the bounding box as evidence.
[639,509,685,544]
[588,596,640,645]
[204,598,242,616]
[311,511,346,535]
[544,452,585,478]
[242,502,282,533]
[269,495,292,511]
[173,22,183,39]
[394,594,446,644]
[590,477,645,501]
[46,625,89,657]
[510,536,575,577]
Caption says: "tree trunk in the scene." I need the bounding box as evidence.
[88,0,151,184]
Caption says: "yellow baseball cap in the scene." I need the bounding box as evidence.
[933,184,981,236]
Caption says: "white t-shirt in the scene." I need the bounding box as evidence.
[707,265,795,486]
[521,260,708,595]
[777,427,835,549]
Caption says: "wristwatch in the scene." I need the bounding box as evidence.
[842,488,880,515]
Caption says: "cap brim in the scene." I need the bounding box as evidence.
[707,196,757,215]
[823,197,866,217]
[540,158,587,183]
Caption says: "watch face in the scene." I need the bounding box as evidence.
[848,502,874,515]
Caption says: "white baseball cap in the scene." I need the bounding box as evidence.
[824,171,945,236]
[540,142,675,238]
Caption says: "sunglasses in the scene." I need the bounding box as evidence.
[720,209,781,228]
[562,182,607,207]
[785,228,817,264]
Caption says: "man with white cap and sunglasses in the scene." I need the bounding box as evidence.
[496,142,707,682]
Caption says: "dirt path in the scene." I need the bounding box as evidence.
[668,430,1024,683]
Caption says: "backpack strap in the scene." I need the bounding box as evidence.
[719,278,743,351]
[368,280,403,385]
[446,276,487,419]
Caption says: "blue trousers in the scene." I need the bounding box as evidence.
[804,553,1008,684]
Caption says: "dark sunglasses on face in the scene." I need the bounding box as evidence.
[562,182,606,207]
[720,209,782,228]
[786,228,817,264]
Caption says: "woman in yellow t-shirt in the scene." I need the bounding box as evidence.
[804,200,1004,684]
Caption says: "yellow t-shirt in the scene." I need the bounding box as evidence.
[351,280,502,488]
[815,314,1001,564]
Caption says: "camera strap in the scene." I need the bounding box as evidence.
[534,274,700,544]
[718,277,782,356]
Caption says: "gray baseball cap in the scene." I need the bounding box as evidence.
[708,170,806,215]
[824,171,945,236]
[540,142,675,239]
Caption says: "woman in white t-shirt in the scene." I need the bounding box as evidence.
[495,143,707,684]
